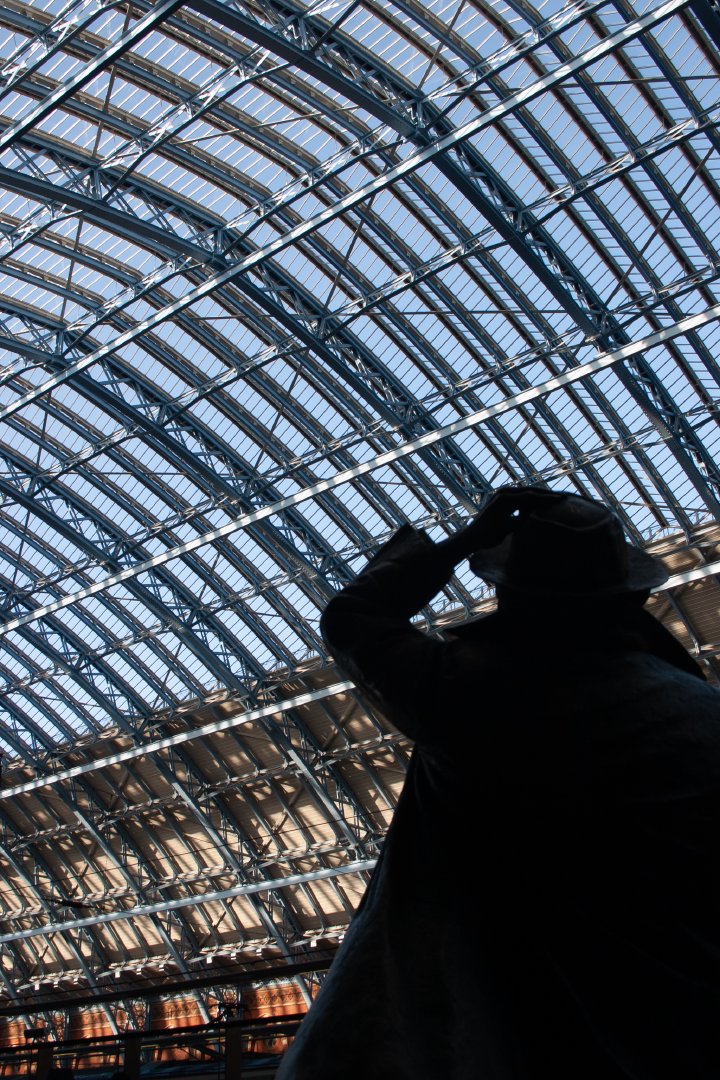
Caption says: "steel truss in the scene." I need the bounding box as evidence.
[0,0,720,1022]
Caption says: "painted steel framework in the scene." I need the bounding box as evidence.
[0,0,720,1030]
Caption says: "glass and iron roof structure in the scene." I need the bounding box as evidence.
[1,0,720,1029]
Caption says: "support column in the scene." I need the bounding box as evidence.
[224,1019,243,1080]
[35,1043,52,1079]
[123,1033,142,1080]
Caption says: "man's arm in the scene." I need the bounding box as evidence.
[320,525,456,742]
[320,487,552,742]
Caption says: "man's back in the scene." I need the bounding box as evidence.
[278,490,720,1079]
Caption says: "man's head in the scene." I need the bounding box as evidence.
[468,489,668,600]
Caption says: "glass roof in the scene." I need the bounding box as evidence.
[1,0,720,1018]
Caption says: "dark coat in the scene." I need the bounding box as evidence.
[277,526,720,1079]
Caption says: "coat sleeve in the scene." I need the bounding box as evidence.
[320,525,467,745]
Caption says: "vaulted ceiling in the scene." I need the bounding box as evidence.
[1,0,720,1028]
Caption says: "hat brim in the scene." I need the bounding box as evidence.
[468,536,668,596]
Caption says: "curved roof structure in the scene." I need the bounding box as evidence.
[1,0,720,1032]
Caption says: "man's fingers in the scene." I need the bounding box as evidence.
[465,486,565,550]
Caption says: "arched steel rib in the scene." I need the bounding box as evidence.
[180,0,720,513]
[4,302,719,641]
[4,0,716,501]
[0,860,377,947]
[1,772,207,1008]
[0,0,689,421]
[0,150,491,518]
[0,319,351,637]
[0,0,119,95]
[0,806,119,1029]
[0,681,353,797]
[0,0,185,153]
[0,200,470,585]
[0,465,267,699]
[0,103,692,531]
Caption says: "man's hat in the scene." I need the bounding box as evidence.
[468,491,668,596]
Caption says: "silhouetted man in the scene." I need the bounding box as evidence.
[277,487,720,1079]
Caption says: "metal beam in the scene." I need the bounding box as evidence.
[0,0,185,152]
[0,859,376,945]
[190,0,720,509]
[3,301,718,637]
[1,0,120,94]
[0,681,353,798]
[0,0,689,426]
